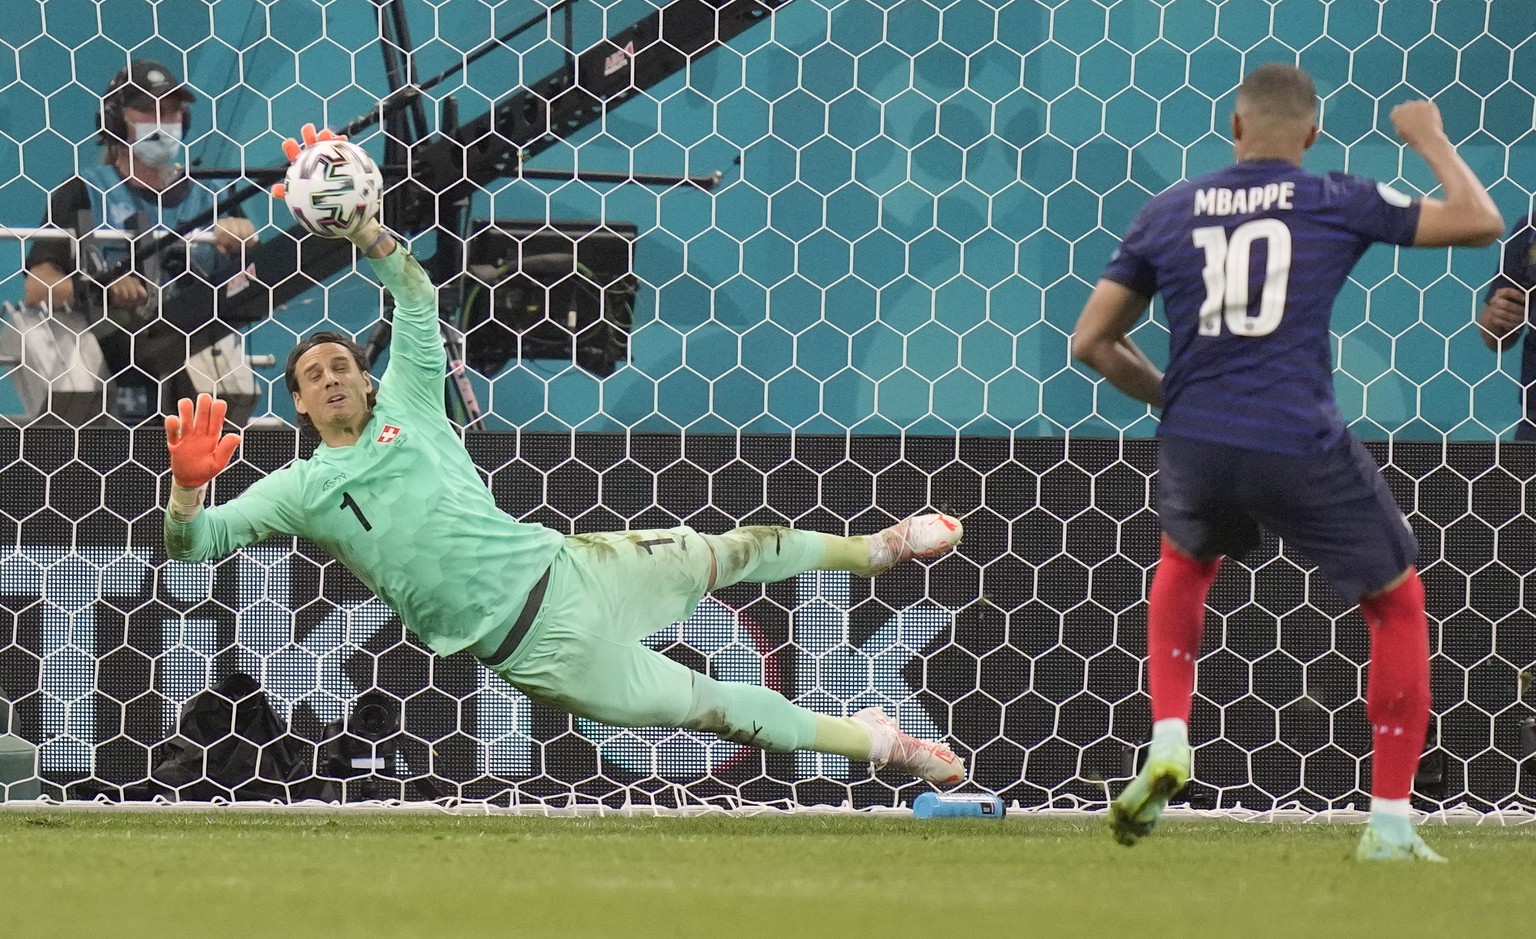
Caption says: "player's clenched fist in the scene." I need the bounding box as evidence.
[1390,100,1447,149]
[164,393,241,488]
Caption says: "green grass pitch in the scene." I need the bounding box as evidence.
[1,812,1531,938]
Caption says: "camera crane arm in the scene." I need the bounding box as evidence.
[216,0,788,323]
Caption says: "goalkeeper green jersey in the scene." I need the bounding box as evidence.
[164,248,564,657]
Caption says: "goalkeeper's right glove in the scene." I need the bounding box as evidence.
[164,393,241,489]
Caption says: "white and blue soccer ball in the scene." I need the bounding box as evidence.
[282,139,383,239]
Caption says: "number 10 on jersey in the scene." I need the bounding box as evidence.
[1193,219,1292,338]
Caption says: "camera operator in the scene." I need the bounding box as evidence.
[22,59,260,425]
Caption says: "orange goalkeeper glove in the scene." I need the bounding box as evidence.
[164,394,241,488]
[270,122,348,201]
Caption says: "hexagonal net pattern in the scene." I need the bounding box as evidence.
[0,1,1533,811]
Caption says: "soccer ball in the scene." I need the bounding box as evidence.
[282,139,383,238]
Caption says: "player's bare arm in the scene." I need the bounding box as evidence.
[1071,279,1162,407]
[1480,286,1527,351]
[1393,100,1503,248]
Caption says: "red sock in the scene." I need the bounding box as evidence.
[1359,568,1431,801]
[1147,540,1221,724]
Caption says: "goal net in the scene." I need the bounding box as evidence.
[0,0,1532,813]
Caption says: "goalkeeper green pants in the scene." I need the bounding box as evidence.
[488,526,825,750]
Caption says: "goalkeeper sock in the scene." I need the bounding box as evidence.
[820,532,877,572]
[810,714,875,760]
[1360,568,1431,802]
[1147,539,1220,724]
[704,527,829,587]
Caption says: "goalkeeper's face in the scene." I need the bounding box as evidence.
[290,341,375,433]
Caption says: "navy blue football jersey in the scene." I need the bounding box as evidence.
[1482,214,1536,437]
[1102,160,1421,454]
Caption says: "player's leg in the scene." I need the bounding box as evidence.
[503,624,964,786]
[1110,538,1210,846]
[701,514,963,589]
[1147,537,1221,734]
[499,530,966,786]
[1355,567,1442,861]
[1246,435,1442,861]
[696,523,965,783]
[549,526,867,601]
[506,624,814,747]
[683,667,962,787]
[1112,438,1250,846]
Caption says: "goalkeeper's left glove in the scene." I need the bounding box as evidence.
[270,122,347,202]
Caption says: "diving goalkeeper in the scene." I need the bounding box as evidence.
[161,125,966,789]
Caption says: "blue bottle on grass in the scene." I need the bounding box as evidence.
[912,791,1005,819]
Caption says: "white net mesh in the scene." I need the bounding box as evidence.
[0,0,1533,811]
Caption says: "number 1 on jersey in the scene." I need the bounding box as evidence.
[1193,219,1292,337]
[340,491,372,531]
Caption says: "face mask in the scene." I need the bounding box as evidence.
[129,121,184,168]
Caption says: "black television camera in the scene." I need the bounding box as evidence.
[455,219,638,379]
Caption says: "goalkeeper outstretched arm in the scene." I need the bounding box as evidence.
[274,125,442,407]
[362,226,450,423]
[162,392,257,561]
[163,390,316,562]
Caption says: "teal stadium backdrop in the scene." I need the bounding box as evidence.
[1,0,1533,437]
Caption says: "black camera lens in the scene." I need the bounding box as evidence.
[350,691,400,740]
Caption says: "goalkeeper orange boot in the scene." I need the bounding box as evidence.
[1109,731,1191,846]
[853,513,964,576]
[1355,815,1447,862]
[853,706,966,789]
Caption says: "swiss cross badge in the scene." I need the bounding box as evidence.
[376,424,402,444]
